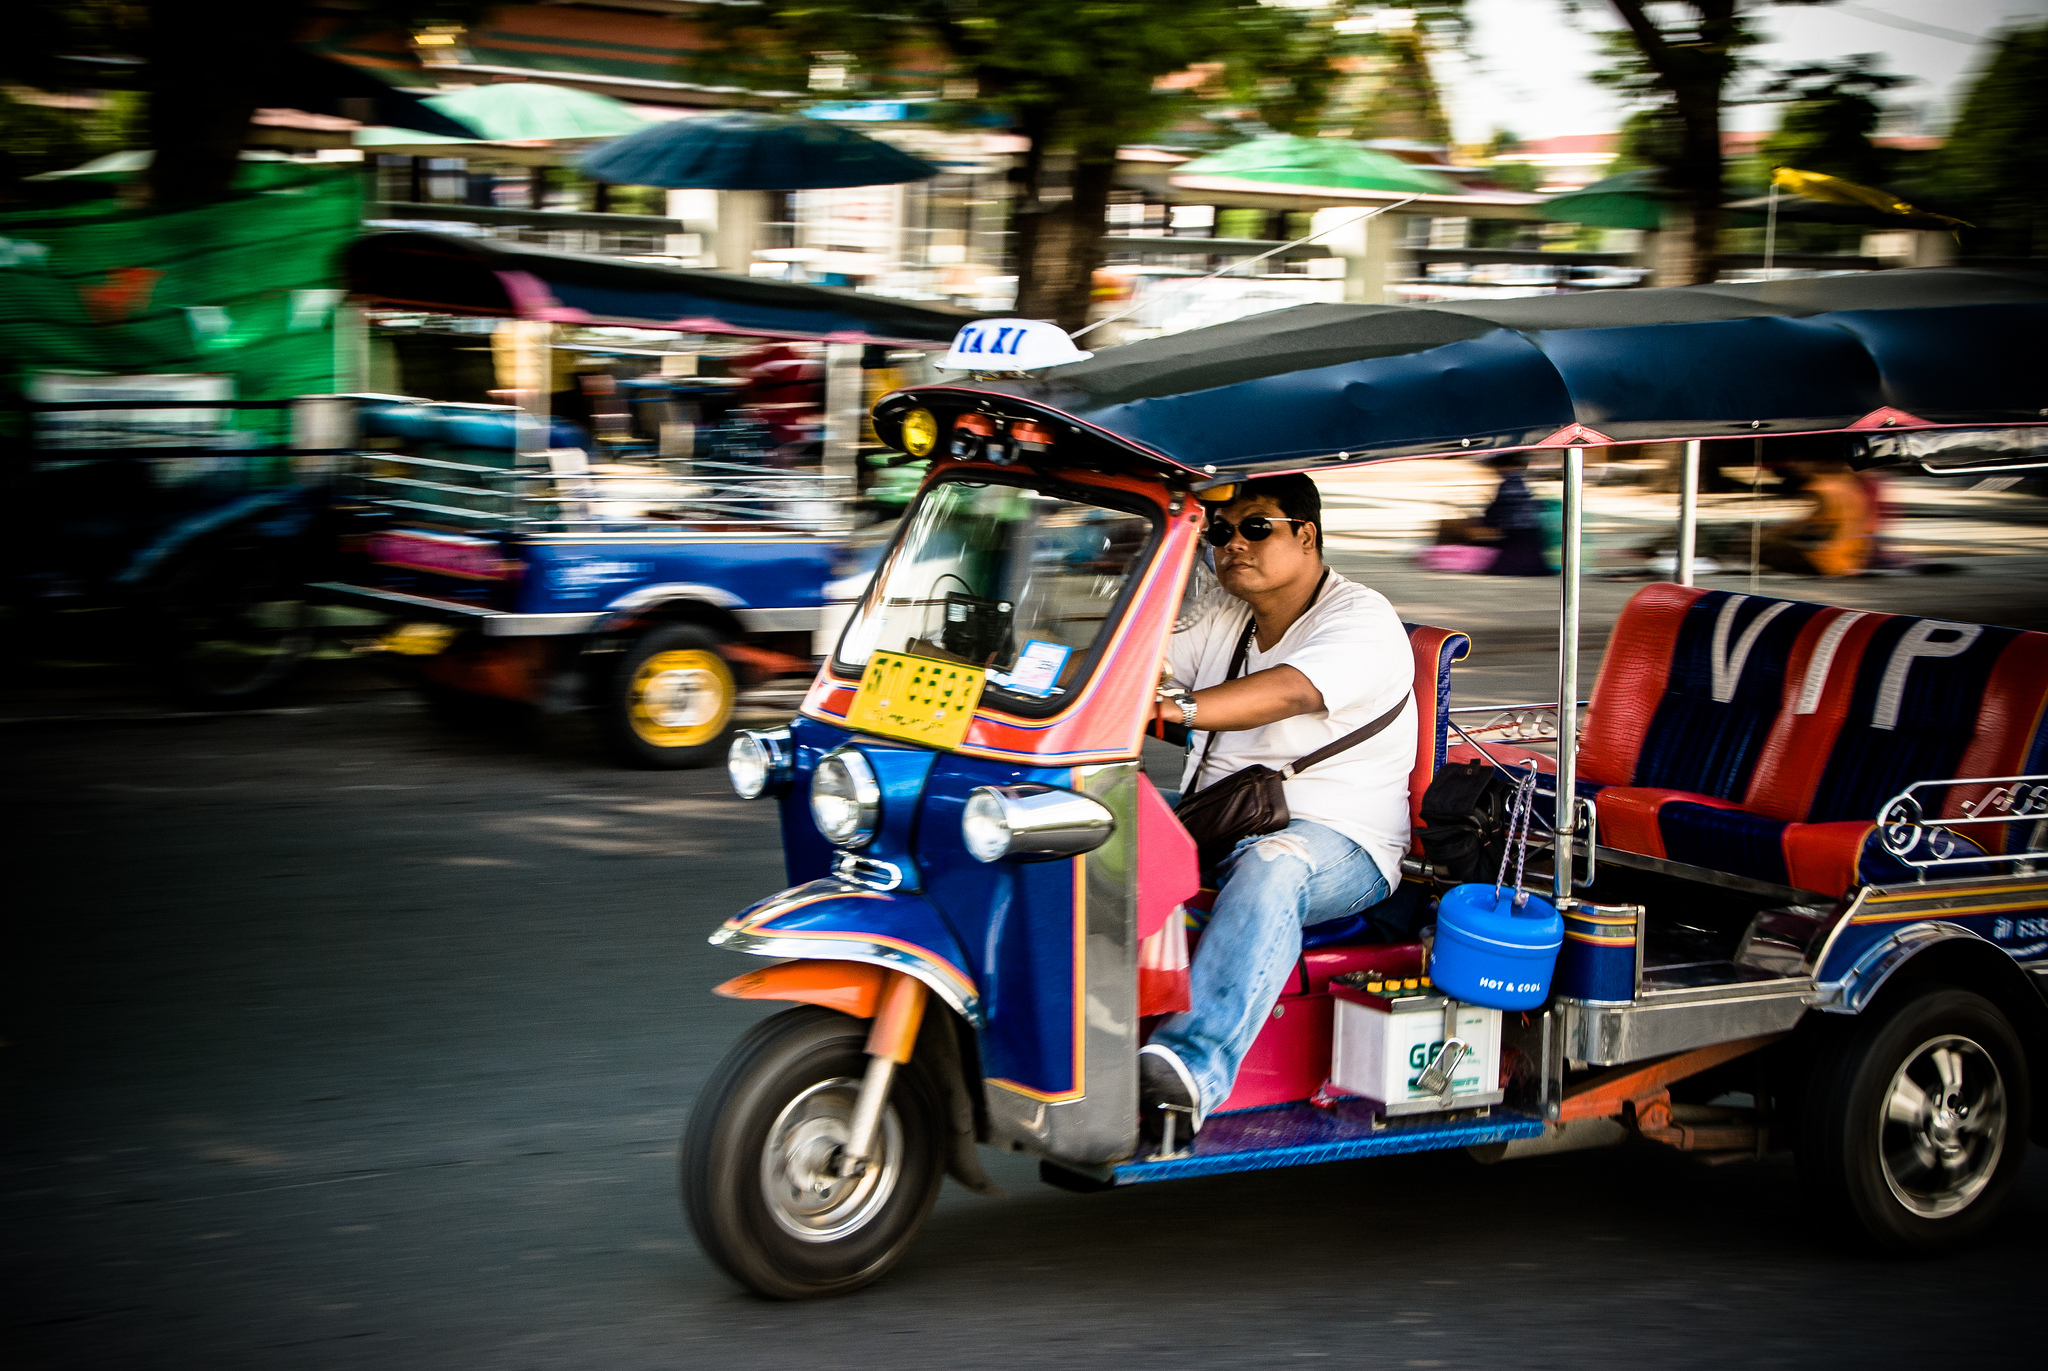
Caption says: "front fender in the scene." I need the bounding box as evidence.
[711,879,982,1027]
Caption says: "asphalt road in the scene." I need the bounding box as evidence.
[5,681,2040,1371]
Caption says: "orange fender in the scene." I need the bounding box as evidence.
[714,959,889,1019]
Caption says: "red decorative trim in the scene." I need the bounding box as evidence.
[1534,423,1614,448]
[1847,407,1930,430]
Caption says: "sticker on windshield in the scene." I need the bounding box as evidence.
[991,639,1071,697]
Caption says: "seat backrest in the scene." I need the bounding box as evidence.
[1584,583,2048,839]
[1743,605,2048,830]
[1579,585,1823,800]
[1404,623,1470,837]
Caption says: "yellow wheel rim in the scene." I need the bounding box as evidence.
[627,648,734,749]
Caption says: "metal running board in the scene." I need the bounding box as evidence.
[1110,1100,1543,1185]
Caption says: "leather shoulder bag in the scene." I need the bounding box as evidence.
[1172,581,1411,870]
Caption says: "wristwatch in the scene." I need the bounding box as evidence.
[1157,686,1198,728]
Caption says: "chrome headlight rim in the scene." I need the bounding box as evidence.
[961,784,1115,864]
[727,727,793,800]
[811,746,882,849]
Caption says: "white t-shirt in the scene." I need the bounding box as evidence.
[1168,570,1416,888]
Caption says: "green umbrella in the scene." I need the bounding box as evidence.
[1175,135,1460,195]
[1540,169,1768,230]
[418,82,648,142]
[1536,169,1669,230]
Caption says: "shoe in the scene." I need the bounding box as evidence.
[1138,1044,1202,1149]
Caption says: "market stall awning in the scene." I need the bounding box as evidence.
[933,268,2048,473]
[346,230,982,346]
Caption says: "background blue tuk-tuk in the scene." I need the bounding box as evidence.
[303,232,977,766]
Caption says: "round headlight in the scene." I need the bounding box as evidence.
[811,748,880,848]
[961,785,1115,864]
[728,733,769,799]
[961,789,1012,864]
[900,406,938,458]
[726,727,791,800]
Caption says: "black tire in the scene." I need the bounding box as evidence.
[1797,984,2031,1254]
[681,1006,945,1299]
[602,623,736,769]
[154,543,315,707]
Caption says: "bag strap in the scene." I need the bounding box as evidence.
[1279,692,1412,779]
[1187,569,1341,790]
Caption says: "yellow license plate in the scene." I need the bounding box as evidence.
[374,621,461,656]
[845,650,984,750]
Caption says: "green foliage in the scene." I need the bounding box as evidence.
[708,3,1466,153]
[1757,54,1908,184]
[1935,20,2048,257]
[0,89,143,189]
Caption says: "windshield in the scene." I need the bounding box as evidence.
[834,477,1156,710]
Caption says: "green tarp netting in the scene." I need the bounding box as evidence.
[0,161,362,446]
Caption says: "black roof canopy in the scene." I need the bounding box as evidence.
[893,267,2048,475]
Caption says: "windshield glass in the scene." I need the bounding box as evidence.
[834,477,1156,709]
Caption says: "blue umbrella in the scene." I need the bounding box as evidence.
[578,111,938,190]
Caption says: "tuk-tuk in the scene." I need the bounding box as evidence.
[684,269,2048,1297]
[304,232,974,767]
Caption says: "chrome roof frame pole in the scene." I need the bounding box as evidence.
[1553,442,1586,905]
[1677,439,1701,588]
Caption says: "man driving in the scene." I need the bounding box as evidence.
[1141,474,1415,1143]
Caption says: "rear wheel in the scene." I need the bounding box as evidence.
[604,623,735,769]
[681,1006,944,1299]
[1798,985,2029,1253]
[154,543,315,707]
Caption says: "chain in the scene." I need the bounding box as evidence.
[1494,769,1539,910]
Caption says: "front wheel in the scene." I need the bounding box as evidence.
[1798,984,2030,1253]
[603,623,736,769]
[681,1006,944,1299]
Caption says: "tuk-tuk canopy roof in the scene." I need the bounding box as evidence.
[346,230,982,346]
[939,268,2048,475]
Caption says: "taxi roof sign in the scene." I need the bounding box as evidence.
[937,318,1093,372]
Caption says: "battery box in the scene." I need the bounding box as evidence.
[1329,984,1504,1116]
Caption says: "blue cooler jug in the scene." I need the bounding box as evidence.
[1430,883,1564,1011]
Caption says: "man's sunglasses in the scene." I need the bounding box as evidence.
[1205,515,1309,547]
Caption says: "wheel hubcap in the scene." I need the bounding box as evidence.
[1880,1033,2006,1219]
[627,648,731,747]
[760,1078,902,1243]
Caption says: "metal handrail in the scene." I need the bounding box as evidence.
[1877,774,2048,877]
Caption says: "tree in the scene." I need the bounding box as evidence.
[1583,1,1835,284]
[1935,20,2048,258]
[1756,54,1909,186]
[9,1,486,207]
[708,3,1465,331]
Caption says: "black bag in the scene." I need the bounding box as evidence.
[1417,760,1522,883]
[1174,589,1411,871]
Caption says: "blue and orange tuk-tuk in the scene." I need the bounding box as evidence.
[683,269,2048,1298]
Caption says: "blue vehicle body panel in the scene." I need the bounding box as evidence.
[773,716,1096,1098]
[513,536,835,616]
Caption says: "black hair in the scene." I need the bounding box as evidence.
[1237,473,1324,554]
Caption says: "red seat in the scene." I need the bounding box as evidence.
[1574,585,2048,896]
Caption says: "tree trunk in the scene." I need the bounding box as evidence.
[1608,0,1736,286]
[1671,85,1724,284]
[145,1,285,207]
[1011,116,1116,333]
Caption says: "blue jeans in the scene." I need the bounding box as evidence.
[1149,819,1391,1118]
